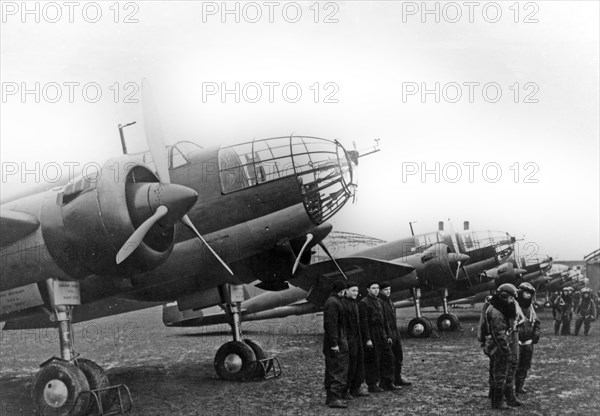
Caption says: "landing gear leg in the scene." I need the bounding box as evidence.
[408,288,433,338]
[33,305,91,416]
[214,285,259,381]
[437,288,461,331]
[32,279,113,416]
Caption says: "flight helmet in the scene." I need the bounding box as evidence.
[497,283,518,299]
[519,282,536,295]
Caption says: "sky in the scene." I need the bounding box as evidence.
[1,1,598,261]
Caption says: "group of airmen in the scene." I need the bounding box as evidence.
[478,282,540,410]
[550,286,598,336]
[321,278,597,410]
[478,282,597,410]
[322,280,411,409]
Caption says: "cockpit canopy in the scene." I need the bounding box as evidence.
[218,136,356,223]
[140,141,203,170]
[457,230,515,263]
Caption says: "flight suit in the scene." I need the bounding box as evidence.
[323,293,349,403]
[379,293,405,386]
[359,295,395,389]
[486,295,520,408]
[553,294,573,335]
[342,295,365,394]
[515,299,540,393]
[574,295,597,336]
[477,298,494,397]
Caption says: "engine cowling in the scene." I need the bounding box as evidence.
[402,243,469,289]
[42,158,197,278]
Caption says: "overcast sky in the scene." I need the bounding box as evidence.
[1,1,598,261]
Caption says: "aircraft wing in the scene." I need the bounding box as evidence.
[3,296,163,330]
[293,257,416,307]
[163,257,417,327]
[0,209,40,247]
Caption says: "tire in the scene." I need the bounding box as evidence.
[437,313,460,331]
[408,317,433,338]
[244,339,271,378]
[214,341,257,381]
[32,360,90,416]
[76,358,115,415]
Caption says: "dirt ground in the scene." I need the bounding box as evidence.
[1,306,598,416]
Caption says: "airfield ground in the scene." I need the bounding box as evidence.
[1,306,598,416]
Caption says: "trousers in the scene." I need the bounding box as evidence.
[324,350,349,400]
[364,340,394,387]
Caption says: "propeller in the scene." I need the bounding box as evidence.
[116,80,234,276]
[447,219,470,282]
[292,233,313,275]
[318,242,349,280]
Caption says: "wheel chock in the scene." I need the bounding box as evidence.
[72,384,132,415]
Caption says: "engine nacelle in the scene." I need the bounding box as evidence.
[403,244,459,289]
[42,159,185,278]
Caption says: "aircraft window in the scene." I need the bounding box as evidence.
[415,232,438,248]
[174,141,203,157]
[460,233,475,250]
[170,147,188,169]
[219,147,249,193]
[267,137,291,159]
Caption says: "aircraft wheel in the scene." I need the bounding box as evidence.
[32,359,90,416]
[244,339,271,378]
[437,313,460,331]
[408,317,433,338]
[76,358,114,415]
[214,341,257,381]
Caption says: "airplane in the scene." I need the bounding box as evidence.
[164,221,517,339]
[0,80,383,415]
[440,254,554,308]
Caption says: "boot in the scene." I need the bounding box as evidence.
[381,383,401,391]
[515,382,527,395]
[505,386,522,407]
[350,387,370,397]
[491,388,510,410]
[341,391,354,400]
[328,399,347,408]
[395,377,412,386]
[368,385,384,393]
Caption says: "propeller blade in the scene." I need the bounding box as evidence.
[116,205,168,264]
[292,233,313,275]
[455,261,462,280]
[180,215,234,276]
[318,242,349,280]
[142,78,171,183]
[447,218,461,254]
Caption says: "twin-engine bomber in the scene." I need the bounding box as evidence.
[0,81,377,416]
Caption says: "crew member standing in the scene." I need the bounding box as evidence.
[379,281,412,387]
[553,287,574,335]
[484,283,521,409]
[574,288,597,336]
[359,281,397,392]
[323,280,349,408]
[341,281,369,399]
[477,295,494,399]
[515,282,541,395]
